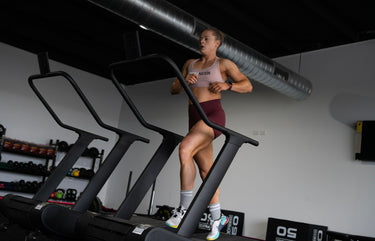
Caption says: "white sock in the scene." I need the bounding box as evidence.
[208,202,221,220]
[180,190,193,210]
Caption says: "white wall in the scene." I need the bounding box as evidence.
[105,39,375,240]
[0,42,123,204]
[1,39,375,240]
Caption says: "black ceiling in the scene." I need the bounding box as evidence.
[1,0,375,80]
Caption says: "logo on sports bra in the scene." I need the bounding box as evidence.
[199,71,210,75]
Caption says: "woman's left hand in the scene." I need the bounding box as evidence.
[208,82,230,93]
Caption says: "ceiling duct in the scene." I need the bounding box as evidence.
[88,0,312,100]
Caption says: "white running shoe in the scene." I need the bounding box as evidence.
[165,207,186,228]
[206,214,229,240]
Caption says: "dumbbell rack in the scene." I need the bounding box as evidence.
[50,139,104,179]
[0,138,104,203]
[0,137,56,195]
[47,139,104,204]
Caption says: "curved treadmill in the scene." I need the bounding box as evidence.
[0,54,259,241]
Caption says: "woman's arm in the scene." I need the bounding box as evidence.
[170,77,184,95]
[170,59,196,95]
[209,58,253,94]
[224,59,253,93]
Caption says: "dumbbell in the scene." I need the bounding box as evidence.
[7,160,14,170]
[30,181,39,192]
[30,145,39,154]
[14,161,21,171]
[4,182,14,190]
[19,162,28,172]
[0,162,8,170]
[13,161,27,172]
[17,180,26,192]
[27,161,37,174]
[25,181,33,192]
[2,161,12,170]
[7,160,18,171]
[46,147,56,156]
[21,181,38,193]
[1,183,11,191]
[12,142,22,151]
[37,164,47,175]
[38,146,47,155]
[3,139,13,149]
[21,143,30,152]
[0,182,12,191]
[14,162,26,173]
[8,182,16,191]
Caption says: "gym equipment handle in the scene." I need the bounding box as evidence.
[28,72,108,142]
[32,52,148,144]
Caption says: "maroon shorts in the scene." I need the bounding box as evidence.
[188,99,225,138]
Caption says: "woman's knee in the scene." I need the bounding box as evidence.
[179,141,194,163]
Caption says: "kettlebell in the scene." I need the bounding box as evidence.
[66,188,77,201]
[57,141,69,152]
[50,191,56,199]
[55,189,65,200]
[72,168,80,177]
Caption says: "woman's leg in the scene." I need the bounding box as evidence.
[179,120,214,192]
[166,120,214,228]
[194,130,227,241]
[194,143,220,205]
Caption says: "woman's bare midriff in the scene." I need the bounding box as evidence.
[189,87,221,104]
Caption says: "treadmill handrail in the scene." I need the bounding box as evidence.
[110,54,259,147]
[109,63,178,137]
[29,71,148,144]
[29,72,108,142]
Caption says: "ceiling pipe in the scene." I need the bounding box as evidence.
[88,0,312,100]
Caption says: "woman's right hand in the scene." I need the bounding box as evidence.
[186,73,199,85]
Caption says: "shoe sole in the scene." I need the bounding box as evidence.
[165,222,178,229]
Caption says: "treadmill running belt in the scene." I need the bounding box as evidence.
[129,215,260,241]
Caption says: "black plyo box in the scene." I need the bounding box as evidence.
[266,217,327,241]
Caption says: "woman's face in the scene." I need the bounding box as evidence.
[199,30,220,54]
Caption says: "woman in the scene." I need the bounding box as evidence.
[166,28,253,240]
